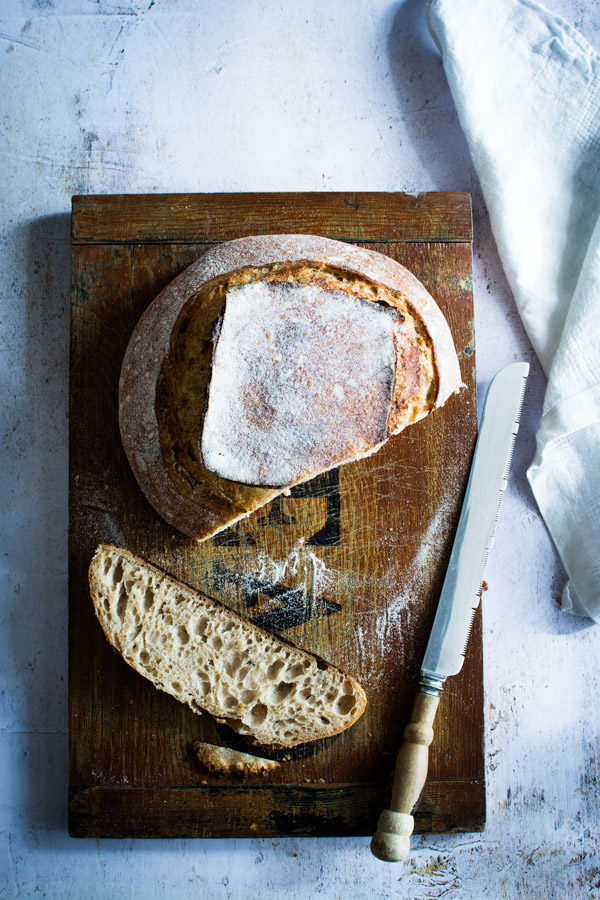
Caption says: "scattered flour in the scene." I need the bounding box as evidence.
[248,538,333,600]
[403,492,456,597]
[347,493,457,676]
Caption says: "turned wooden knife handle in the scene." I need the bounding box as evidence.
[371,691,440,862]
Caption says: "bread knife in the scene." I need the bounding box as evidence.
[371,361,529,862]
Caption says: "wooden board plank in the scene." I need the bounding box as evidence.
[69,192,482,838]
[71,192,472,245]
[69,779,484,839]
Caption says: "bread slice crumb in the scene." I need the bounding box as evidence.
[89,544,367,748]
[194,741,280,776]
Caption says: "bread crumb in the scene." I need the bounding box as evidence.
[482,580,489,591]
[250,823,258,832]
[318,778,325,783]
[201,779,207,785]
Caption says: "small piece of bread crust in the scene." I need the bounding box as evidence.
[194,742,280,776]
[119,235,463,540]
[89,544,367,749]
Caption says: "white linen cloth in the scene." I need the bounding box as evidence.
[427,0,600,621]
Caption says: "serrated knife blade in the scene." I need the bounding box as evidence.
[372,361,529,863]
[421,360,529,687]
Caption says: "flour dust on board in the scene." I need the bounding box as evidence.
[341,492,457,679]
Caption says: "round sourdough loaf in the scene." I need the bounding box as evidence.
[119,235,462,541]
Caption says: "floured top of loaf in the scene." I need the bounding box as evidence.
[201,279,399,487]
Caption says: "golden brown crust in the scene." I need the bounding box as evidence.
[119,236,461,541]
[194,741,280,776]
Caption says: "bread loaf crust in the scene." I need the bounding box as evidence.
[119,235,462,540]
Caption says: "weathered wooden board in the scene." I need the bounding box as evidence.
[69,192,482,838]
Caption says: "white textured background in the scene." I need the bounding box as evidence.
[1,1,600,897]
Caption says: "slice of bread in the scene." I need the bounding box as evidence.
[89,544,367,748]
[194,742,279,776]
[119,235,462,541]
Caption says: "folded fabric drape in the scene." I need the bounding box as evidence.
[427,0,600,620]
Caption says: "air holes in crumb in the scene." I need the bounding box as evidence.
[336,695,356,716]
[116,583,127,619]
[171,681,182,693]
[223,694,238,711]
[249,703,268,726]
[164,614,173,626]
[285,663,305,680]
[129,624,142,642]
[225,651,243,678]
[241,689,257,704]
[177,625,189,645]
[112,560,123,586]
[144,586,154,612]
[316,658,328,670]
[195,617,209,638]
[267,659,285,681]
[139,650,149,664]
[211,635,223,651]
[272,682,295,703]
[320,716,331,725]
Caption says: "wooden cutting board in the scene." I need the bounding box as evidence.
[69,192,483,838]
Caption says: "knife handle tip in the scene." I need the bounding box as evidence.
[371,811,413,861]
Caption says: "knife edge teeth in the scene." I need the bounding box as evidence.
[511,374,528,428]
[462,603,480,656]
